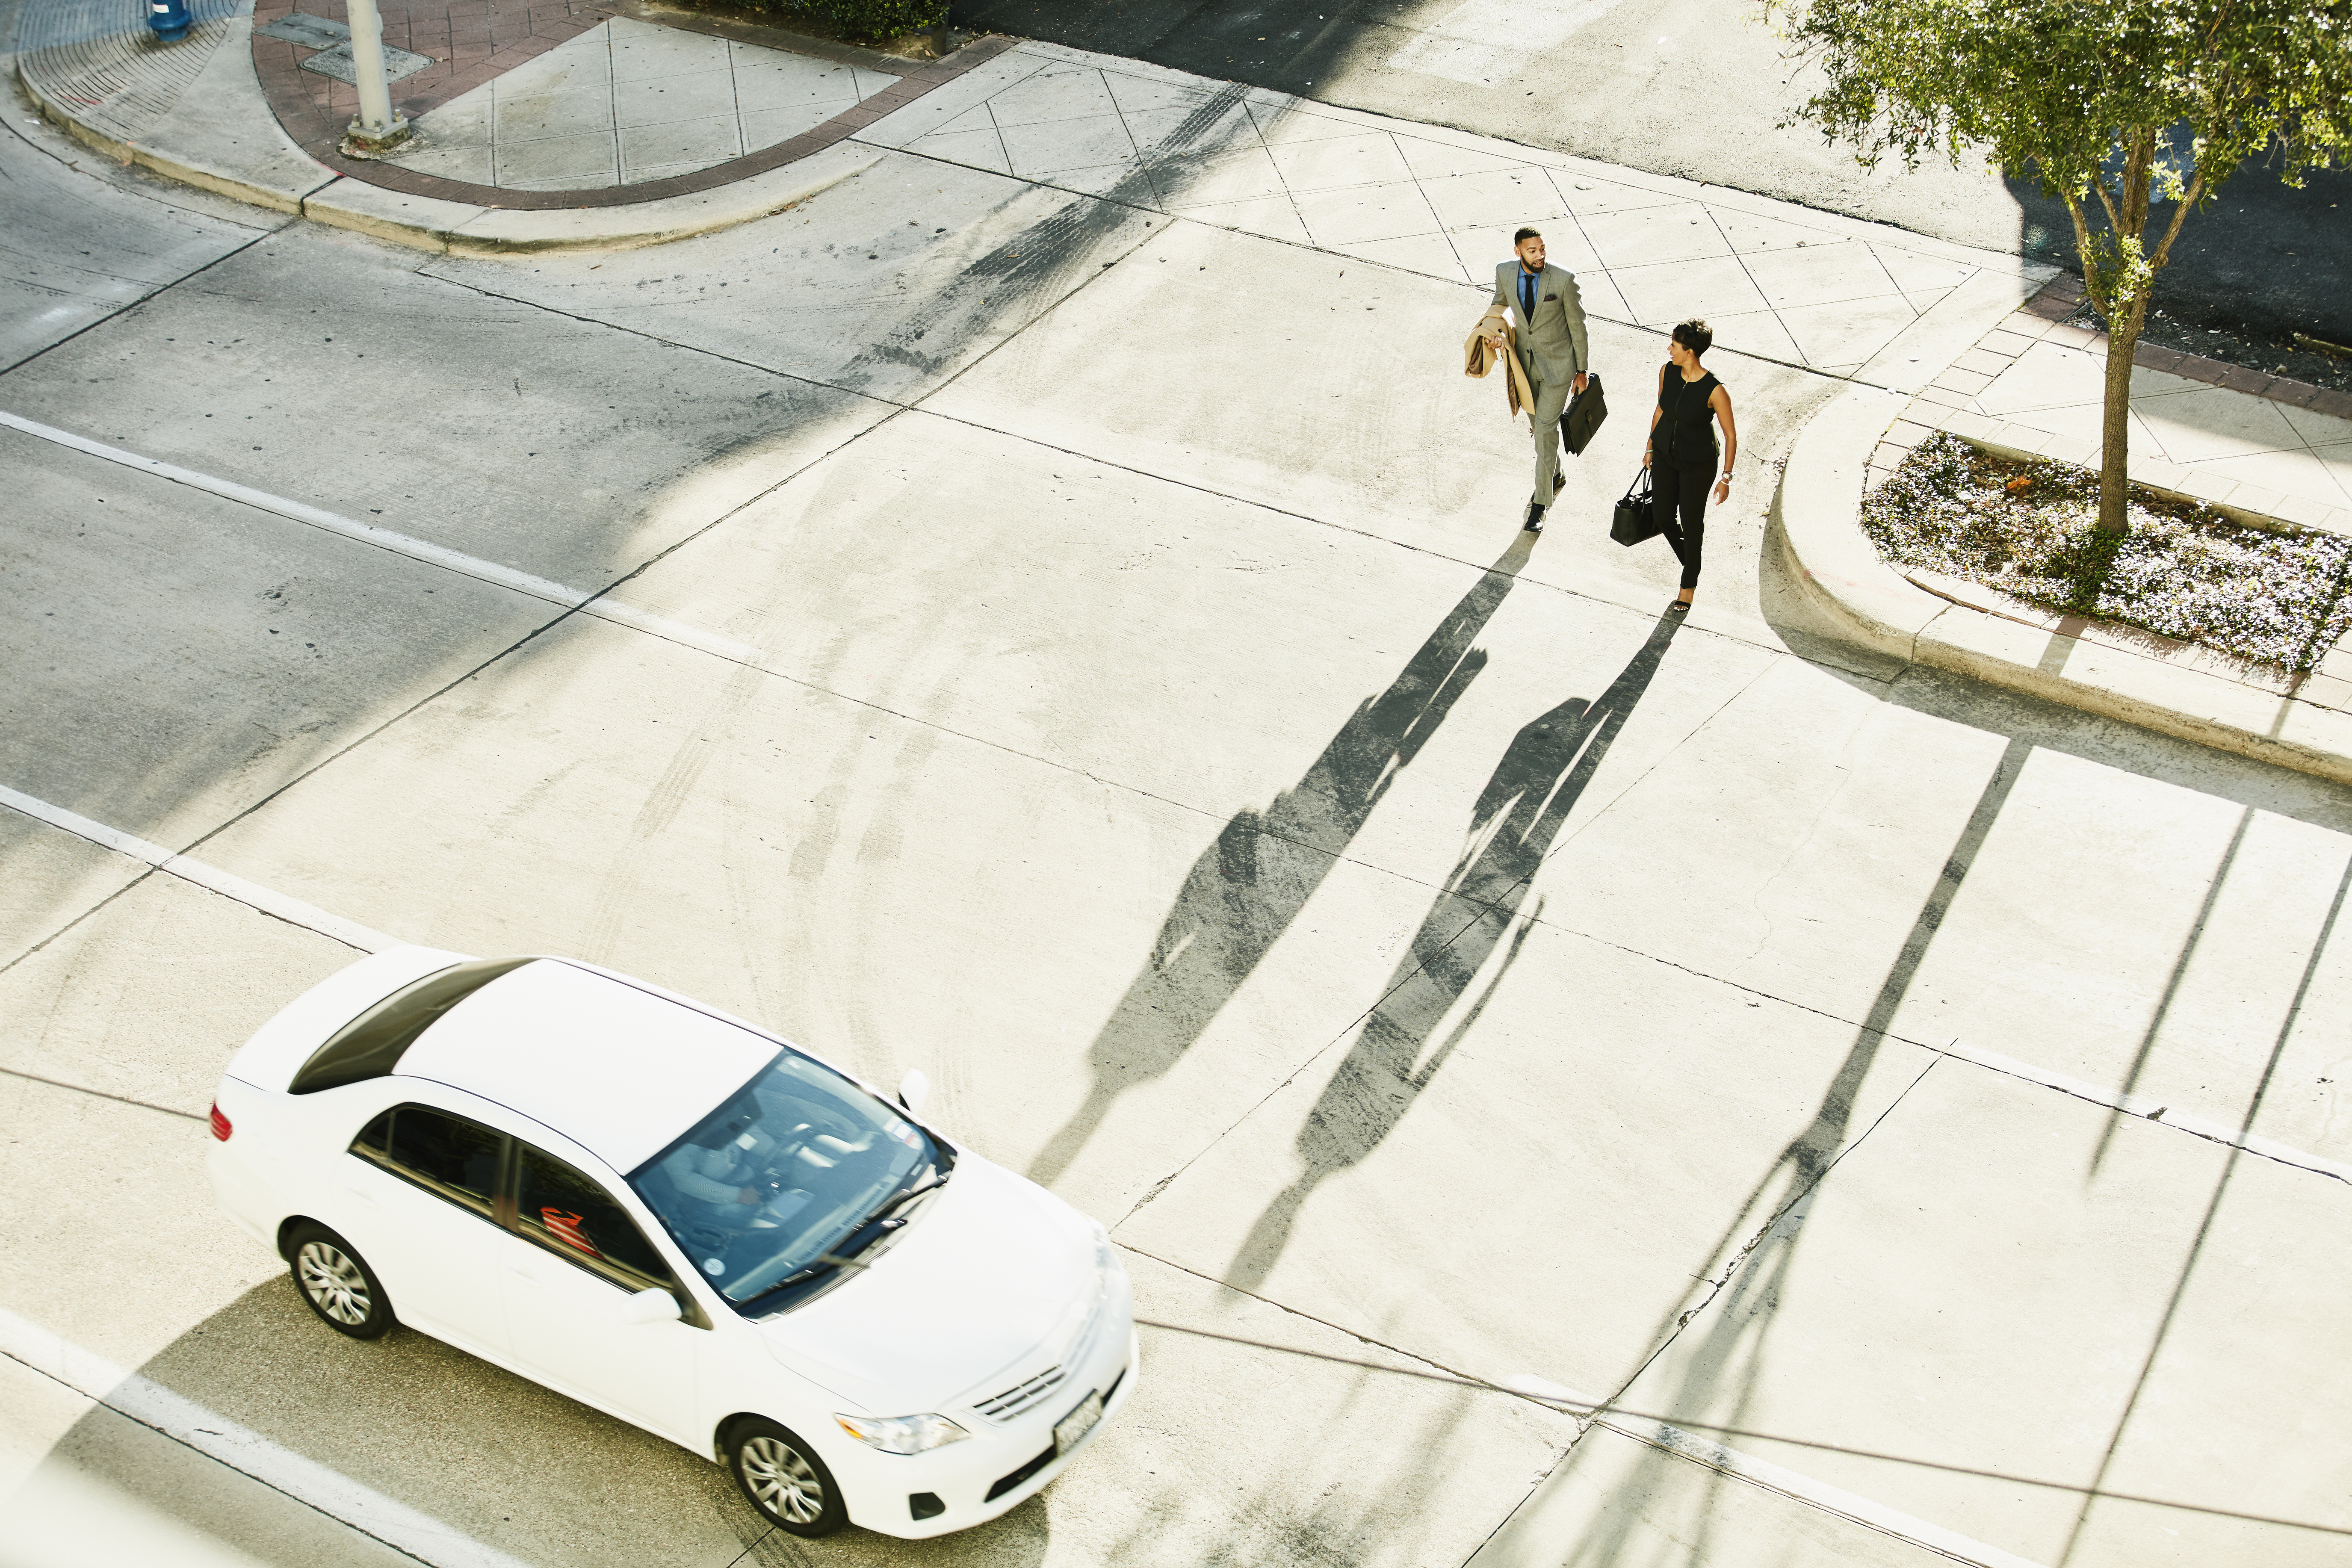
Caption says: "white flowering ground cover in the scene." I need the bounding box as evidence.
[1861,432,2352,671]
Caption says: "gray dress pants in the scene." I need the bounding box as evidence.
[1522,353,1572,506]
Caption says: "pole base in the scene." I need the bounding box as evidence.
[340,115,412,157]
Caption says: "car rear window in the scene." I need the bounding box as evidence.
[290,957,535,1094]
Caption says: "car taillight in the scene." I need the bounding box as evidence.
[210,1102,233,1141]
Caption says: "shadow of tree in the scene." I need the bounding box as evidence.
[1228,609,1685,1293]
[1529,734,2033,1566]
[1027,533,1537,1186]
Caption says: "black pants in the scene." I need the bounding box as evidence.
[1655,464,1713,591]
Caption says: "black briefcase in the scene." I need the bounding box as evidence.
[1611,466,1660,546]
[1560,374,1607,455]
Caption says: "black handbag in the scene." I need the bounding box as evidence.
[1611,466,1660,546]
[1560,373,1607,455]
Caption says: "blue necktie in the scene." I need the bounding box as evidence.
[1520,271,1535,323]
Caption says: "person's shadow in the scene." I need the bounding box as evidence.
[1227,609,1685,1293]
[1029,534,1539,1187]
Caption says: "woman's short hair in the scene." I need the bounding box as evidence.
[1513,227,1542,245]
[1672,318,1714,356]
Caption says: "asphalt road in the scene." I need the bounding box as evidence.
[953,0,2352,348]
[6,40,2352,1568]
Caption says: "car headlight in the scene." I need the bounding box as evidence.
[835,1411,971,1455]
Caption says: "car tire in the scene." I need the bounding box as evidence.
[285,1223,396,1340]
[725,1418,848,1537]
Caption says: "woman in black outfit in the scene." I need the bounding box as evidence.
[1645,319,1738,613]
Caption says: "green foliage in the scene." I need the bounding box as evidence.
[755,0,946,42]
[1768,0,2352,322]
[1770,0,2352,530]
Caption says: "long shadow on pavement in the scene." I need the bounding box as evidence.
[1028,532,1537,1186]
[1227,608,1684,1293]
[1532,730,2029,1566]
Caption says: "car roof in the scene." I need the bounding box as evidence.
[396,959,779,1173]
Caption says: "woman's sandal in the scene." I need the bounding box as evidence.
[1668,599,1692,614]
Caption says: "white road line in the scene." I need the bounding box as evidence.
[13,774,2347,1197]
[1599,1413,2054,1568]
[1936,1037,2352,1186]
[0,409,761,666]
[0,1306,537,1568]
[0,783,398,953]
[1499,1378,2050,1567]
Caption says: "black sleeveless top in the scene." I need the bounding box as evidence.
[1654,367,1721,469]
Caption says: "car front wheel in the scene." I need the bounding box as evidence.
[727,1418,848,1537]
[285,1223,395,1340]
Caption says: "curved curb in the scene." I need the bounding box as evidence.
[15,41,881,253]
[1773,383,2352,785]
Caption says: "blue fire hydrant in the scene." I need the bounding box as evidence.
[147,0,191,41]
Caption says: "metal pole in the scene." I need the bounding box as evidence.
[340,0,410,154]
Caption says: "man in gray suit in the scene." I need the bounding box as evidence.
[1479,227,1591,531]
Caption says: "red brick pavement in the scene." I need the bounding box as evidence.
[254,0,626,158]
[251,6,1014,210]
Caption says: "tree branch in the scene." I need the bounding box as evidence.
[2149,165,2207,271]
[2094,157,2126,236]
[2061,192,2109,316]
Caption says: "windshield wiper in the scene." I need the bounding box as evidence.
[853,1169,950,1235]
[739,1173,951,1304]
[810,1171,953,1270]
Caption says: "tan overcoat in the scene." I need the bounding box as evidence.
[1463,319,1536,422]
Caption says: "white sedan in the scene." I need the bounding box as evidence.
[207,946,1136,1539]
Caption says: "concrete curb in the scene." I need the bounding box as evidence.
[304,140,885,254]
[1773,383,2352,785]
[15,44,881,253]
[15,23,334,215]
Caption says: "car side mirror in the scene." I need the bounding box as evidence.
[615,1287,681,1327]
[896,1069,930,1116]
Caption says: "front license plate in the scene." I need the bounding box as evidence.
[1053,1391,1104,1454]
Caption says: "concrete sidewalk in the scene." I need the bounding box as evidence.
[15,0,2349,758]
[1776,277,2352,785]
[1874,276,2352,537]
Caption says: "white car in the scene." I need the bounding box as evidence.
[207,947,1136,1539]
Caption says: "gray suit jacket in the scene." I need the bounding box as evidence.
[1485,262,1589,387]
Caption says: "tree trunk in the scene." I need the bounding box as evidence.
[2095,308,2139,534]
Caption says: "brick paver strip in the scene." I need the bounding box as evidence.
[251,6,1015,210]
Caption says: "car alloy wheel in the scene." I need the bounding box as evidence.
[727,1420,847,1537]
[299,1242,372,1325]
[284,1224,395,1340]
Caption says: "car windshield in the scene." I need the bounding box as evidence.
[630,1049,947,1313]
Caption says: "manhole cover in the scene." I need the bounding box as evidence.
[254,11,348,47]
[299,39,435,84]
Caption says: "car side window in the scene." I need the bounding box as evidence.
[352,1106,504,1217]
[514,1143,677,1294]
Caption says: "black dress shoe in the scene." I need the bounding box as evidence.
[1524,502,1545,531]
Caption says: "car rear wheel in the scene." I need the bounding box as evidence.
[727,1418,848,1537]
[286,1223,396,1340]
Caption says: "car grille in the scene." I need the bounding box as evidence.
[974,1364,1067,1423]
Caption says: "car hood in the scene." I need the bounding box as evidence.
[756,1155,1101,1415]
